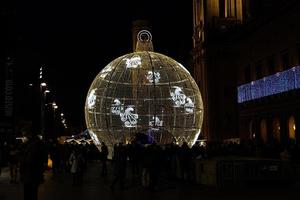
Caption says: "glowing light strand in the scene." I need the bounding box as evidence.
[238,66,300,103]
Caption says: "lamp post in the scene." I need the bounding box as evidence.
[52,102,58,139]
[40,82,47,138]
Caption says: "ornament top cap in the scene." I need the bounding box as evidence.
[135,30,154,52]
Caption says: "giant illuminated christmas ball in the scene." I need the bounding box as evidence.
[85,30,203,153]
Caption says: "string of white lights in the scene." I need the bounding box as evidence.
[238,66,300,103]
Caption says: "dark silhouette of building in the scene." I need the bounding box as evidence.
[0,1,16,143]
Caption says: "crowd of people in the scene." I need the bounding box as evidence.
[1,134,300,198]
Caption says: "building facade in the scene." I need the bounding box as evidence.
[192,0,300,145]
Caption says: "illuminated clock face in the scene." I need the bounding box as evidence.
[85,51,204,154]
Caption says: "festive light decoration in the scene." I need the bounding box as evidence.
[120,106,139,127]
[89,130,101,147]
[146,71,160,83]
[99,65,113,78]
[87,89,97,109]
[149,116,163,129]
[124,56,142,68]
[111,99,122,115]
[85,31,203,155]
[238,66,300,103]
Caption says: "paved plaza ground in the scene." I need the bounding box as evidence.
[1,161,299,200]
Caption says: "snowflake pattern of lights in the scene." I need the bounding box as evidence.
[170,86,195,114]
[146,71,160,83]
[111,99,123,115]
[120,107,138,127]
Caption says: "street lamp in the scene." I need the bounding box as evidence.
[60,113,68,130]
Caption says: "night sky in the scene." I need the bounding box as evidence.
[16,0,193,131]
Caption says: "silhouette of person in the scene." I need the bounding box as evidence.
[100,142,108,176]
[110,143,127,190]
[8,143,19,183]
[20,132,45,200]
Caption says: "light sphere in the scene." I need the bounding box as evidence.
[85,50,203,153]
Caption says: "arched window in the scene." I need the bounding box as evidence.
[260,119,267,143]
[288,116,296,141]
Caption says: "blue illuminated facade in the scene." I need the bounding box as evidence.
[238,66,300,103]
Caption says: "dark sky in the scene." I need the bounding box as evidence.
[16,0,193,131]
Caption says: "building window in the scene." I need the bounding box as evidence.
[255,62,262,80]
[281,52,290,71]
[288,116,296,141]
[267,57,275,75]
[244,65,251,83]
